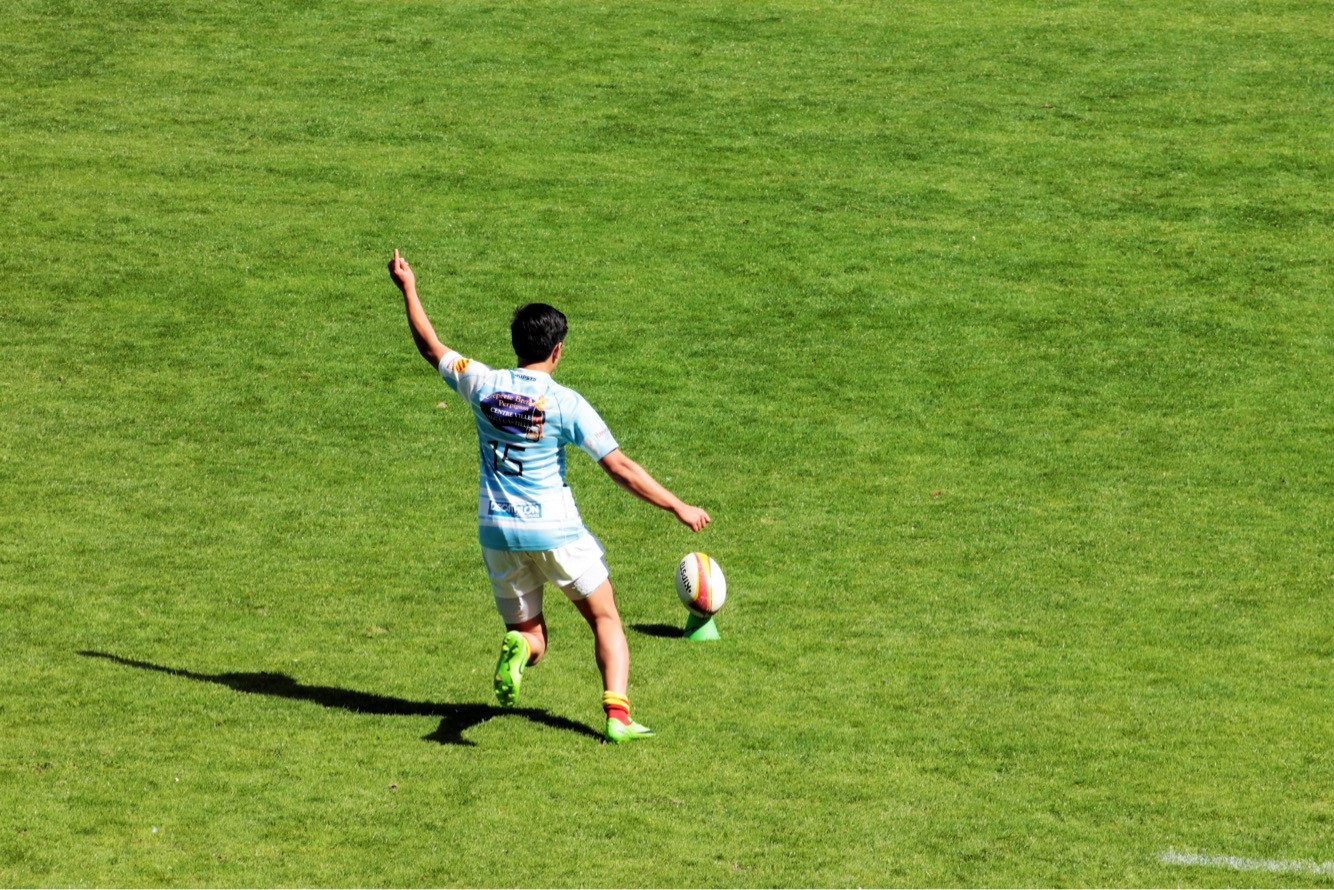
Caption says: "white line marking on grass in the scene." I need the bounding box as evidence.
[1161,849,1334,877]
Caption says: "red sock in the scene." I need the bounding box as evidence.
[602,691,631,726]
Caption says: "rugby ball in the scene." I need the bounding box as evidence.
[675,552,726,617]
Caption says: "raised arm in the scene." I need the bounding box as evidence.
[388,249,448,369]
[598,449,712,532]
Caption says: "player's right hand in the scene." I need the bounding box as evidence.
[388,248,416,292]
[675,504,712,532]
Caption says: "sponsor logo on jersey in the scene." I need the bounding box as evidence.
[488,499,542,519]
[452,357,472,374]
[481,392,546,441]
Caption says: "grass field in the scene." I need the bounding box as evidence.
[2,0,1331,886]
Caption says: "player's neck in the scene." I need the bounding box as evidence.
[517,358,557,375]
[517,343,561,376]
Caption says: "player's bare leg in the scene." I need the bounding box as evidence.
[574,580,654,742]
[573,581,627,692]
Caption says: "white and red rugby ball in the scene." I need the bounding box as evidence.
[675,552,726,618]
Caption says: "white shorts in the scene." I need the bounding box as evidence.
[481,534,610,625]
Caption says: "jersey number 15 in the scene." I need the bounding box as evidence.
[488,440,525,477]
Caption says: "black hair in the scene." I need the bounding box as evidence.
[511,303,568,364]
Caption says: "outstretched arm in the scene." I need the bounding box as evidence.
[388,249,448,369]
[598,449,712,532]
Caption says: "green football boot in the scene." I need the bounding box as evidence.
[493,630,528,707]
[604,717,656,744]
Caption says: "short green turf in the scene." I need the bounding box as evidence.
[1,0,1330,886]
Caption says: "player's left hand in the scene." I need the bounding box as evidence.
[388,248,416,293]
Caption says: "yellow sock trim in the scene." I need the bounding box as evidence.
[602,691,630,711]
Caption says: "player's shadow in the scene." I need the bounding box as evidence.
[631,623,685,639]
[77,650,602,747]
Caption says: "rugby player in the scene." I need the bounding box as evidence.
[389,250,711,742]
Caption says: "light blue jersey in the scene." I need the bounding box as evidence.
[438,351,619,551]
